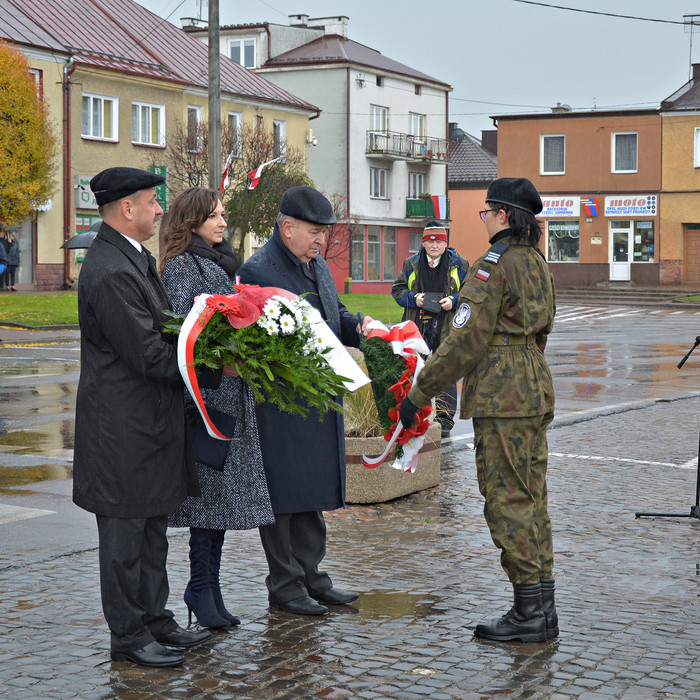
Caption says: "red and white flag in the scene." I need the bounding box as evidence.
[431,194,447,220]
[219,150,235,193]
[247,155,284,190]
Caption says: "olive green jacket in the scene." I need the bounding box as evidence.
[408,231,555,418]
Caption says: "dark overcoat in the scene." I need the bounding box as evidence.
[72,223,197,518]
[237,226,360,514]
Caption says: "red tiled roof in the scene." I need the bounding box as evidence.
[0,0,318,112]
[264,34,450,89]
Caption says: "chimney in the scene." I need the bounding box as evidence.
[289,14,309,27]
[693,63,700,80]
[481,130,497,156]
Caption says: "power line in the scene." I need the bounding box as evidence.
[510,0,689,26]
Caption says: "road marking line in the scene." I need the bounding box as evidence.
[549,452,693,469]
[0,504,56,525]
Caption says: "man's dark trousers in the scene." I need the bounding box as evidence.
[96,514,178,652]
[259,511,333,603]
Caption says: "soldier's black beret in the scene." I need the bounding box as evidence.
[90,167,165,206]
[280,186,337,225]
[486,177,542,215]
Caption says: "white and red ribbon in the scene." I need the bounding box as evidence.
[361,320,432,472]
[176,290,369,440]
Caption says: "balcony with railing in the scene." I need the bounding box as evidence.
[406,197,450,219]
[366,130,449,161]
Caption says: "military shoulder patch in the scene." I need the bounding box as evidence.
[475,268,490,282]
[484,240,509,264]
[453,302,472,328]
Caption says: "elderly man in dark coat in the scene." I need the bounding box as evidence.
[73,167,210,667]
[238,186,372,615]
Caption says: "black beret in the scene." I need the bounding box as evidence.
[90,167,165,206]
[486,177,542,215]
[280,186,336,225]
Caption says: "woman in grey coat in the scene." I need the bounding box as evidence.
[160,187,274,628]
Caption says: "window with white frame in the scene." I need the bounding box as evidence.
[694,127,700,168]
[229,38,256,68]
[408,172,425,198]
[82,93,118,141]
[540,134,565,175]
[350,226,396,281]
[132,101,165,146]
[370,104,389,132]
[228,112,242,157]
[612,131,638,173]
[273,119,287,160]
[408,113,426,143]
[370,167,388,198]
[187,105,203,152]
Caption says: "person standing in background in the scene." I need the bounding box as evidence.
[392,221,469,437]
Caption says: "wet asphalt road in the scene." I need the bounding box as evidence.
[2,306,700,698]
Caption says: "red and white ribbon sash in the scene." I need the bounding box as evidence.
[177,294,231,440]
[361,320,430,472]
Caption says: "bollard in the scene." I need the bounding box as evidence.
[344,277,352,294]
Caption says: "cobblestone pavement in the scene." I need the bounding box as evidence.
[3,395,700,698]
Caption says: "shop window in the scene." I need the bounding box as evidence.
[540,134,564,175]
[633,221,655,262]
[408,231,422,253]
[612,132,637,173]
[350,226,397,280]
[82,93,118,141]
[547,220,579,262]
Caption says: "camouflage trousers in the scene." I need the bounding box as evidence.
[472,411,554,586]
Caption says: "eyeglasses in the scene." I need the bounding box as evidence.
[479,209,498,222]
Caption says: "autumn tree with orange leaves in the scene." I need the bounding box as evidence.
[0,40,57,226]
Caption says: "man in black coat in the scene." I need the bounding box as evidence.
[73,167,210,666]
[238,186,373,615]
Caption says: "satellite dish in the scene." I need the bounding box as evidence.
[450,128,465,142]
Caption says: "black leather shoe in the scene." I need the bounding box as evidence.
[111,641,184,667]
[440,427,451,439]
[313,588,359,605]
[155,625,212,649]
[270,595,328,615]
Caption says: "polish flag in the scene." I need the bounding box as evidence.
[219,150,235,193]
[431,195,447,220]
[247,164,265,190]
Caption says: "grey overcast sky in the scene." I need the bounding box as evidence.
[136,0,700,138]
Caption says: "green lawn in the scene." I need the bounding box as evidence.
[0,292,78,326]
[0,291,402,327]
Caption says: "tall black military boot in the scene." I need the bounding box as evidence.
[540,578,559,639]
[474,583,546,642]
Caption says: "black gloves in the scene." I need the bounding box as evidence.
[399,397,420,430]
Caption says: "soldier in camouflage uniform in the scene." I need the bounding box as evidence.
[399,177,557,643]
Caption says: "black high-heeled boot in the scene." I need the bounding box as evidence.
[184,528,230,629]
[474,583,547,643]
[209,529,240,625]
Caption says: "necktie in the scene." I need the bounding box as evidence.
[429,260,436,268]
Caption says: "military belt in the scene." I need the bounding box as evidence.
[489,333,536,346]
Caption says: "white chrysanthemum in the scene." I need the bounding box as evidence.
[312,335,327,351]
[302,342,313,356]
[263,319,279,335]
[279,314,296,334]
[263,299,282,319]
